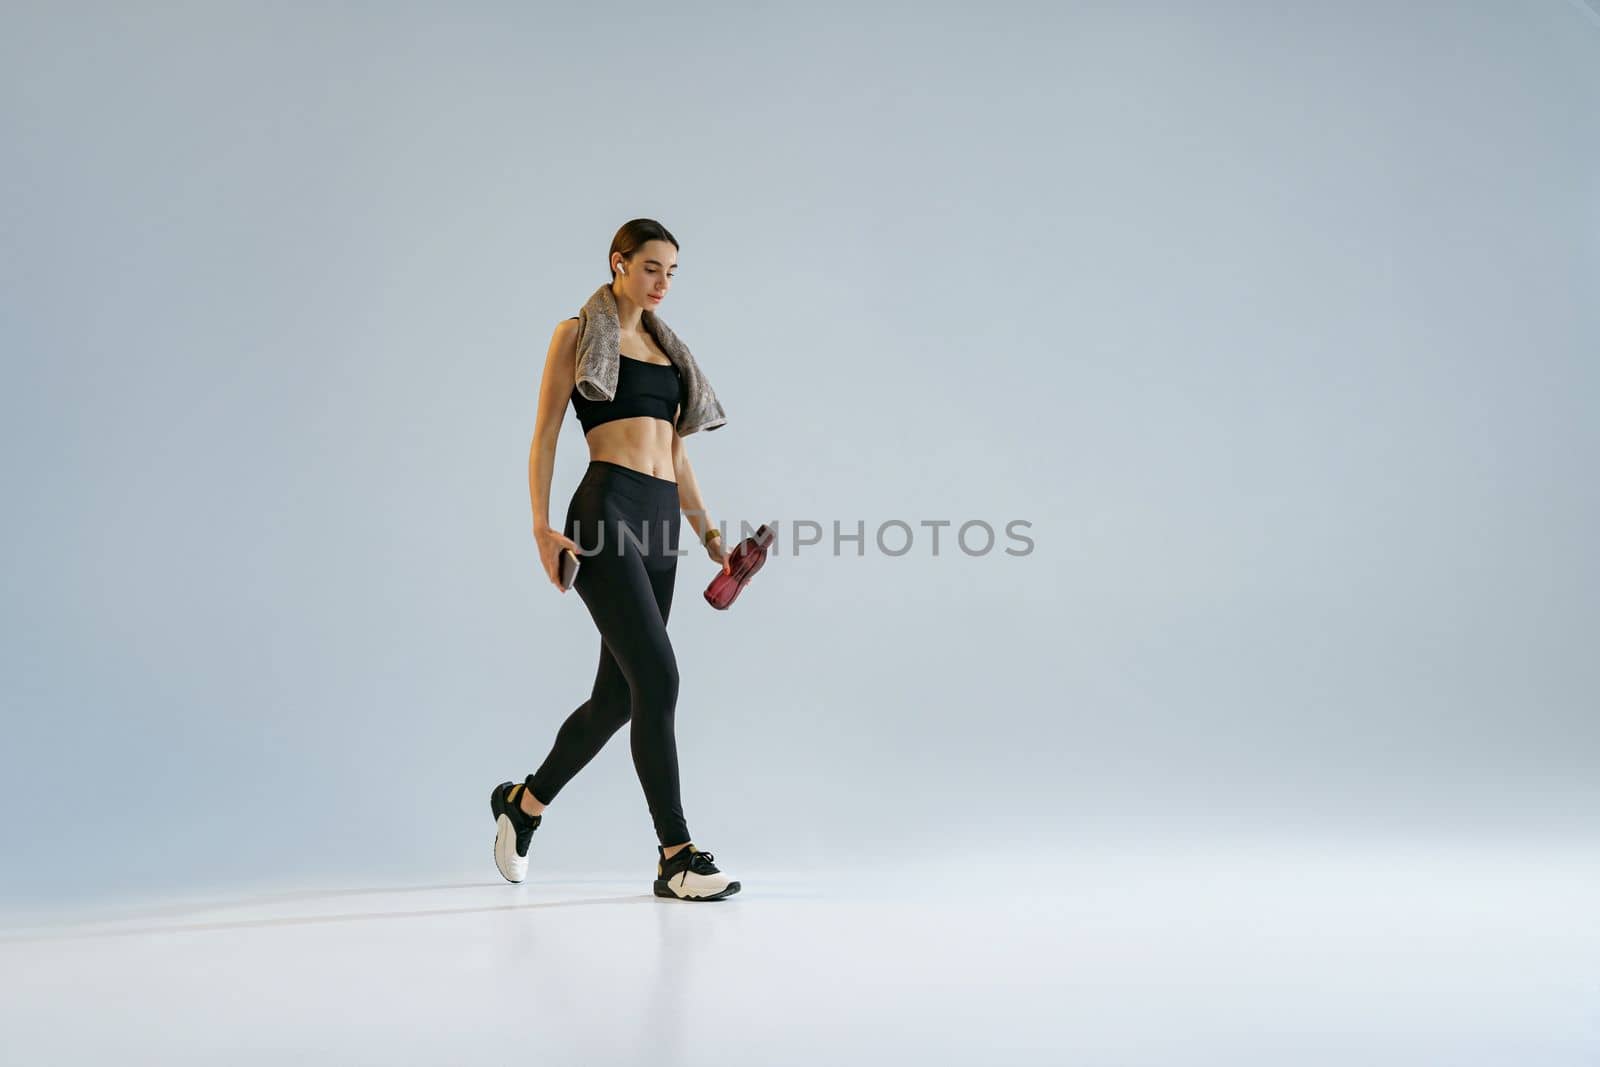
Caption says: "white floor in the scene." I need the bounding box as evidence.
[2,836,1595,1066]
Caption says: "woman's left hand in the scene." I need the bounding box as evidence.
[705,532,731,576]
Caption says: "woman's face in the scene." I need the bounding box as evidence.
[615,239,677,310]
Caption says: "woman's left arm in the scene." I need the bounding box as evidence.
[673,430,731,573]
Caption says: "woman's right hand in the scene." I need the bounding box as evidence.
[534,524,585,592]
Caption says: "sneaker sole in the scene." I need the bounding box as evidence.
[652,878,742,901]
[490,782,527,884]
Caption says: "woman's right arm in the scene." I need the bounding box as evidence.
[529,320,583,588]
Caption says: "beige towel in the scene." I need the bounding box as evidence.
[572,283,727,437]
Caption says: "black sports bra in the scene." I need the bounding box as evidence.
[568,317,684,434]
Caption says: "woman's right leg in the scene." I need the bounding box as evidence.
[522,639,631,809]
[523,467,638,808]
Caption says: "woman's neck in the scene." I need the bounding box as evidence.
[610,284,647,332]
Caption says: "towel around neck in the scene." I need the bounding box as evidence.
[573,283,727,437]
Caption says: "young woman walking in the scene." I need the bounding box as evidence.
[489,218,741,901]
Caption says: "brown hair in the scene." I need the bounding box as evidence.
[608,218,679,282]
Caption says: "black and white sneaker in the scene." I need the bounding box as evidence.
[653,844,741,901]
[490,781,542,884]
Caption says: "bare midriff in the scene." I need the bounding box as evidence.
[585,416,678,483]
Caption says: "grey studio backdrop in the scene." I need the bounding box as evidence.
[2,1,1596,911]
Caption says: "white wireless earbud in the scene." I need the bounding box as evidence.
[617,263,626,275]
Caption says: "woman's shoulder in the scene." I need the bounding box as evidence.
[548,318,580,364]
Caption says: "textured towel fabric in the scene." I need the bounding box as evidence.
[572,283,727,437]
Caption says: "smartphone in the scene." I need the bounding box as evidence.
[558,548,581,591]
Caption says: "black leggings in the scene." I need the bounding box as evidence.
[526,459,690,846]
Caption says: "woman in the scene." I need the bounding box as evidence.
[489,219,741,902]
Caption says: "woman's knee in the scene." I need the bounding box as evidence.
[629,654,679,713]
[591,675,633,729]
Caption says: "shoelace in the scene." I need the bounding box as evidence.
[674,848,719,884]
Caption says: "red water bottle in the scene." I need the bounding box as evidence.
[703,524,775,610]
